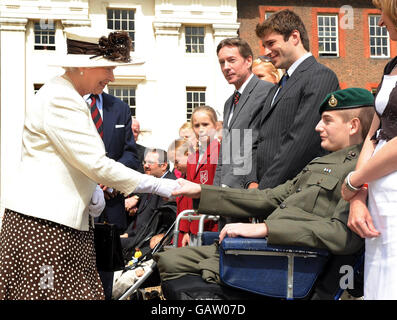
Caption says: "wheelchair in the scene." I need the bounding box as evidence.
[162,211,364,300]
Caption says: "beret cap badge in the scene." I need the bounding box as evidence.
[328,95,338,107]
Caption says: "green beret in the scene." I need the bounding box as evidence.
[319,88,374,114]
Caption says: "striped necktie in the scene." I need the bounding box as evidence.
[233,90,241,105]
[89,94,104,139]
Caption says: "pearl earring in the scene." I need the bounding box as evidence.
[80,71,84,76]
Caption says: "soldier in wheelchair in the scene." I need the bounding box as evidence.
[153,88,375,300]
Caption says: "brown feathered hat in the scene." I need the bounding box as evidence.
[49,27,143,67]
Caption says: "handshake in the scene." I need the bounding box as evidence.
[88,176,186,218]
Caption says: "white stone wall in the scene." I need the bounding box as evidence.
[0,0,239,217]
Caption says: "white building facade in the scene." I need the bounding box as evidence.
[0,0,239,214]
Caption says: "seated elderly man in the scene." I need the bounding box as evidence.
[153,88,375,299]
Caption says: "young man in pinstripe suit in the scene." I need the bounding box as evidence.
[245,9,340,191]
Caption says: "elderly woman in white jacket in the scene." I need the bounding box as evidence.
[0,28,178,300]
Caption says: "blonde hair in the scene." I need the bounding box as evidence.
[373,0,397,26]
[252,58,282,83]
[168,139,191,172]
[179,122,192,131]
[191,105,218,126]
[176,139,190,154]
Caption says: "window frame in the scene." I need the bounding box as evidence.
[106,8,135,51]
[368,14,390,58]
[33,21,56,51]
[185,26,205,54]
[186,87,206,121]
[317,14,339,57]
[108,86,137,118]
[265,12,275,20]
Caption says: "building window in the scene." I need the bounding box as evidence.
[265,12,274,19]
[185,26,205,53]
[34,21,56,50]
[317,15,339,57]
[369,15,390,58]
[108,86,136,117]
[186,87,206,120]
[107,9,135,51]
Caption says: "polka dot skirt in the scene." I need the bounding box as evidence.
[0,209,105,300]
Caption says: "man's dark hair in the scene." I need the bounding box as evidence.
[216,37,253,60]
[255,9,310,52]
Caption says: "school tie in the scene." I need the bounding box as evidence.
[233,90,241,105]
[89,94,104,139]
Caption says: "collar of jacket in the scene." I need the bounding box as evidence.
[310,143,362,164]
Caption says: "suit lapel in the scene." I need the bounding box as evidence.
[228,75,259,128]
[261,56,317,123]
[101,93,117,149]
[224,95,234,130]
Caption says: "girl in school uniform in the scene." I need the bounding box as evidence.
[179,106,220,246]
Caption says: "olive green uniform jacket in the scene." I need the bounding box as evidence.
[198,144,363,255]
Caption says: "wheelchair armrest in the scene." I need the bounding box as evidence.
[221,237,329,258]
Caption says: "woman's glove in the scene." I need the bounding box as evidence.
[88,185,106,217]
[134,175,180,199]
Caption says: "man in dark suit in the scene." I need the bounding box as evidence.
[245,9,340,190]
[86,92,139,232]
[86,91,139,299]
[121,148,177,259]
[213,38,274,231]
[213,38,274,190]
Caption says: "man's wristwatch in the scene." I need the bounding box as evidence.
[345,171,363,192]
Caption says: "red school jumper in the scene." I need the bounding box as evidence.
[177,139,220,246]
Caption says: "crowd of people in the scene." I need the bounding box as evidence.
[0,0,396,301]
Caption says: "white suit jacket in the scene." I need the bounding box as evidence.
[4,76,142,231]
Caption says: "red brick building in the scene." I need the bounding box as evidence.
[237,0,397,91]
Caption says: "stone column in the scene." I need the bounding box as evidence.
[0,17,28,222]
[148,21,184,149]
